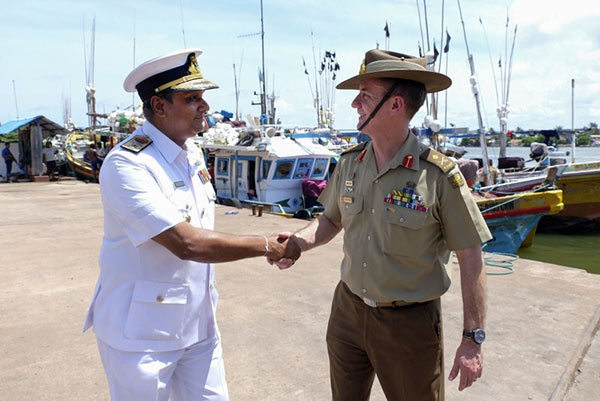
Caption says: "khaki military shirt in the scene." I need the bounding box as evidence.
[318,134,492,303]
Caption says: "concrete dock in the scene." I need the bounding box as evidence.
[1,181,598,401]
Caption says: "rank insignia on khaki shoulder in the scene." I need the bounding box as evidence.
[121,135,153,153]
[420,148,455,173]
[449,172,464,188]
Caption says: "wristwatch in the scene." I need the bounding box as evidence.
[463,328,486,345]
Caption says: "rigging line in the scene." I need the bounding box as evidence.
[423,0,431,51]
[506,25,518,107]
[480,17,500,108]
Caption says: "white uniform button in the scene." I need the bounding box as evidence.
[345,205,349,209]
[399,217,405,223]
[363,262,367,268]
[371,208,375,214]
[375,179,379,184]
[209,283,214,289]
[367,235,371,240]
[362,288,367,294]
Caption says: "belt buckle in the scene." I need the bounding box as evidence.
[363,297,377,308]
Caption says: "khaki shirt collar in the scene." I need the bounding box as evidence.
[368,133,421,178]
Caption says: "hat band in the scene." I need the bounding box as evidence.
[154,73,203,93]
[364,59,427,74]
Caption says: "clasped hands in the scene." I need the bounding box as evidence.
[264,232,300,269]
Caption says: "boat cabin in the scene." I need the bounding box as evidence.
[200,135,336,213]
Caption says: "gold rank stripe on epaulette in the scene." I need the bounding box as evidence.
[448,172,464,188]
[419,147,455,174]
[340,141,368,156]
[121,135,153,153]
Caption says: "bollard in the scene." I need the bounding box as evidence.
[257,205,263,217]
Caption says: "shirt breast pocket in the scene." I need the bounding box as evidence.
[340,195,363,226]
[383,208,429,256]
[124,280,189,341]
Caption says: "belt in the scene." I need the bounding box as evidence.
[361,296,417,308]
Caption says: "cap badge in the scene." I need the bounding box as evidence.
[359,59,366,75]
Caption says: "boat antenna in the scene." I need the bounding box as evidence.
[12,80,19,120]
[457,0,490,183]
[179,0,186,48]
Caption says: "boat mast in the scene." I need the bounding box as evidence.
[260,0,267,119]
[457,0,490,183]
[571,78,576,163]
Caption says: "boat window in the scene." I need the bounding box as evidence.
[216,158,229,176]
[262,160,272,179]
[294,158,314,179]
[274,159,295,180]
[311,158,328,178]
[236,162,243,178]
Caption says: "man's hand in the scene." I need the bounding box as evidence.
[266,232,299,269]
[265,232,300,266]
[448,339,483,391]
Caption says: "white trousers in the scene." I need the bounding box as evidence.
[97,337,229,401]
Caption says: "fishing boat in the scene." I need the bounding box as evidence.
[197,125,336,215]
[485,161,600,233]
[475,189,564,254]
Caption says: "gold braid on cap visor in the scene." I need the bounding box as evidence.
[154,55,204,93]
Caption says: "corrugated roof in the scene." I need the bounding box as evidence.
[0,115,69,136]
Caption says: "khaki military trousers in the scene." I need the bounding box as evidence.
[326,281,444,401]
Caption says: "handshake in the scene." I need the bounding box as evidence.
[264,232,302,269]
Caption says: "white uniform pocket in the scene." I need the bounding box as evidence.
[124,280,189,341]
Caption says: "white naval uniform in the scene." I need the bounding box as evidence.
[83,121,228,401]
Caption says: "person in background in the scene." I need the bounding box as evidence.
[457,158,479,189]
[83,48,300,401]
[2,142,15,183]
[85,143,99,182]
[42,141,58,180]
[271,49,492,401]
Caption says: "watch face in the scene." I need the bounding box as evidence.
[473,329,486,344]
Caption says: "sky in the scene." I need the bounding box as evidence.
[1,0,599,132]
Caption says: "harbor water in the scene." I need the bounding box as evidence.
[465,146,600,274]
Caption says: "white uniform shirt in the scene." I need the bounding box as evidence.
[84,121,218,353]
[43,146,57,162]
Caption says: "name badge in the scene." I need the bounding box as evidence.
[173,181,185,188]
[342,196,354,204]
